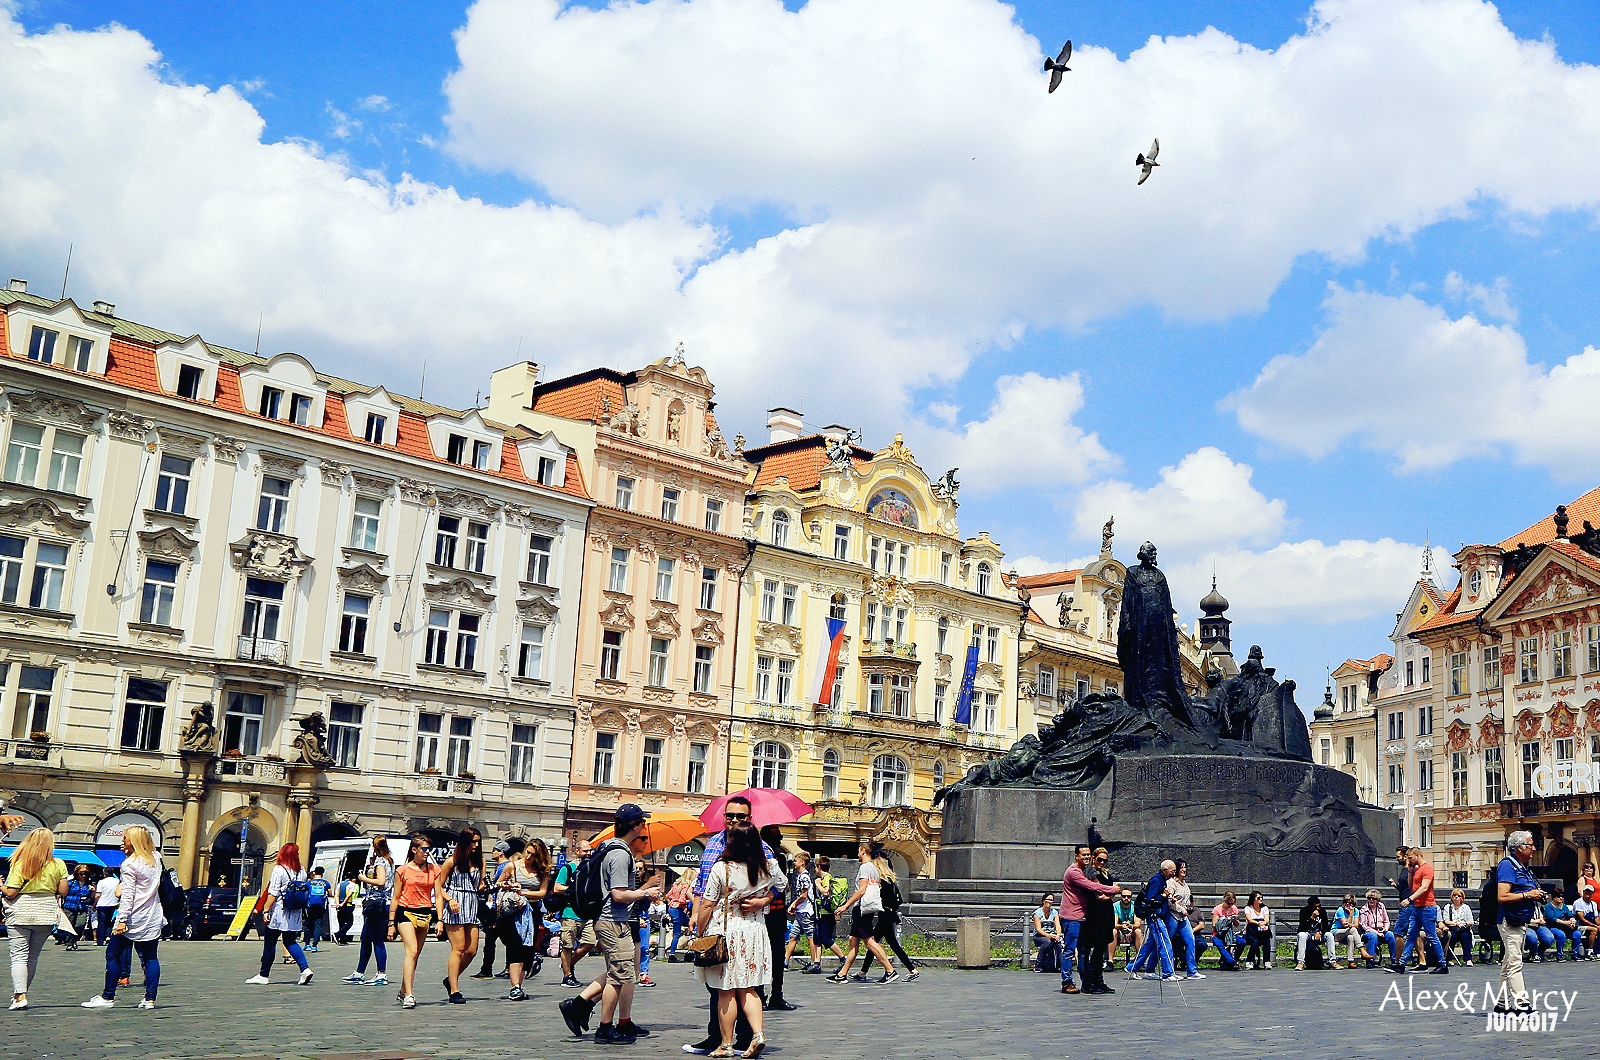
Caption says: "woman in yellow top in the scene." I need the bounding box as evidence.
[3,827,71,1010]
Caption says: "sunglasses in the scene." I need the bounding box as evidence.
[725,812,751,822]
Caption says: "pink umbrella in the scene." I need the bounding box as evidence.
[698,788,814,830]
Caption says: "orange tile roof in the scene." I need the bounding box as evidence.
[1018,569,1082,590]
[745,435,872,492]
[1496,484,1600,550]
[1413,587,1472,633]
[1550,539,1600,577]
[530,370,629,423]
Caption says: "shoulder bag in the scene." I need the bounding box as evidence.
[688,874,732,968]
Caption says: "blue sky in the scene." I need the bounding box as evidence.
[5,0,1600,698]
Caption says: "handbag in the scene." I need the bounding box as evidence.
[688,885,732,968]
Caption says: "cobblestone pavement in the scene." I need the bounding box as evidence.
[9,940,1595,1060]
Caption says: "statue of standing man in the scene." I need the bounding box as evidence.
[1117,542,1197,731]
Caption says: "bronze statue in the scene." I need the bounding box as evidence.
[1117,542,1196,730]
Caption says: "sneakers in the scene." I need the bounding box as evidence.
[81,996,114,1009]
[561,975,581,988]
[298,968,315,986]
[1142,973,1163,980]
[369,974,388,986]
[801,962,823,974]
[118,977,131,987]
[617,1020,651,1037]
[1426,965,1450,975]
[1061,980,1079,994]
[560,996,595,1037]
[1262,961,1274,969]
[637,974,656,987]
[1185,972,1208,980]
[138,999,156,1010]
[307,945,319,952]
[876,971,900,984]
[469,971,496,980]
[448,992,466,1004]
[594,1023,636,1045]
[682,1044,714,1056]
[402,994,416,1009]
[507,986,527,1001]
[847,973,869,983]
[9,998,26,1011]
[343,972,364,983]
[825,973,848,983]
[904,969,919,982]
[246,975,270,985]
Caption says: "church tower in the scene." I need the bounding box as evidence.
[1198,576,1233,665]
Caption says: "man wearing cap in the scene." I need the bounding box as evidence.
[559,804,663,1044]
[1571,884,1599,959]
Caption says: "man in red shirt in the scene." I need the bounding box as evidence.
[1389,847,1448,975]
[1059,844,1120,995]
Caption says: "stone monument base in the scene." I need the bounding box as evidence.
[935,754,1398,886]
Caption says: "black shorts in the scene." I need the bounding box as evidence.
[850,910,882,941]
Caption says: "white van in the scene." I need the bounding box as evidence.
[311,837,429,940]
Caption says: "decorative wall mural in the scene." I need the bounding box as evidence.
[867,489,917,528]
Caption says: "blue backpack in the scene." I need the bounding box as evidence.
[306,878,330,906]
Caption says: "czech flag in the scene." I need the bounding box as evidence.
[953,644,980,725]
[808,616,848,706]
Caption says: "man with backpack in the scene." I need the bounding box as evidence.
[303,867,331,952]
[1494,830,1547,1014]
[552,840,597,987]
[1126,859,1178,981]
[557,805,662,1045]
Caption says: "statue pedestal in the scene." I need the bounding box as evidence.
[935,755,1398,886]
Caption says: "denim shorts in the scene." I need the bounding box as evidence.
[787,910,816,940]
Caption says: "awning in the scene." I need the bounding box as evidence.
[95,849,125,867]
[0,847,106,866]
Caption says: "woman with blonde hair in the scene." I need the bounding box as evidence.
[81,825,165,1010]
[3,827,69,1010]
[871,851,919,981]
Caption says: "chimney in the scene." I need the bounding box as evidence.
[92,301,115,317]
[766,407,803,444]
[487,361,542,423]
[819,423,851,445]
[7,279,25,293]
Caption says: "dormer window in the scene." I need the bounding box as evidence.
[447,434,467,465]
[259,386,283,419]
[536,456,557,486]
[288,394,313,426]
[472,439,491,471]
[68,337,92,372]
[177,365,205,400]
[364,413,387,445]
[1469,569,1481,596]
[27,327,56,364]
[976,562,992,595]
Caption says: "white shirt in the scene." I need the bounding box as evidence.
[1440,901,1475,927]
[1572,898,1598,922]
[95,876,120,907]
[266,865,306,933]
[116,857,167,942]
[857,862,883,914]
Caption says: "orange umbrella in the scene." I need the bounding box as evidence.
[588,811,708,855]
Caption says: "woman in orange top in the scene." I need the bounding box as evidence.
[387,835,441,1009]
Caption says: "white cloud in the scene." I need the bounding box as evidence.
[1073,447,1286,554]
[1227,286,1600,475]
[356,94,391,112]
[325,103,358,140]
[1443,271,1517,322]
[1166,537,1425,626]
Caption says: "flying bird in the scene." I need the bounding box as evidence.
[1044,40,1071,93]
[1136,138,1160,184]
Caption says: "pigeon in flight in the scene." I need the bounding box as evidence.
[1136,139,1160,184]
[1045,41,1071,93]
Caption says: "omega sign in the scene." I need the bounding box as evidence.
[1527,765,1600,798]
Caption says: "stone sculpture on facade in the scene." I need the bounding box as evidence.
[177,702,219,755]
[930,468,960,505]
[290,712,336,769]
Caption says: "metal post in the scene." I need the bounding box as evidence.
[1020,915,1030,969]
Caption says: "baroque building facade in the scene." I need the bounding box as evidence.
[488,355,748,837]
[0,281,589,889]
[729,414,1017,876]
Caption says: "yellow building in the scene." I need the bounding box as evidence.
[729,415,1019,876]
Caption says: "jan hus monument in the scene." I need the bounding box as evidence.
[933,541,1394,885]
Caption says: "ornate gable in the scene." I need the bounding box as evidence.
[1504,563,1599,618]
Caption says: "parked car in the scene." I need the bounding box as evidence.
[183,886,239,940]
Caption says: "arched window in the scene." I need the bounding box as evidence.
[749,740,791,789]
[770,510,790,548]
[871,754,909,807]
[933,761,946,789]
[829,593,847,622]
[822,749,840,800]
[976,562,991,595]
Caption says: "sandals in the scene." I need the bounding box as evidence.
[710,1046,738,1058]
[742,1034,767,1058]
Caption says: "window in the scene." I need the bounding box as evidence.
[770,510,790,547]
[1388,763,1405,794]
[749,740,790,789]
[28,541,66,611]
[288,394,313,426]
[648,637,670,687]
[1344,736,1356,765]
[641,737,664,790]
[869,537,881,571]
[830,664,844,710]
[872,755,910,807]
[424,609,480,670]
[415,712,442,772]
[3,424,42,485]
[940,553,951,584]
[138,560,178,626]
[600,629,623,681]
[155,455,193,515]
[68,335,93,372]
[1420,656,1430,684]
[761,580,778,623]
[27,326,57,363]
[526,534,553,585]
[1589,625,1600,673]
[865,601,877,640]
[1418,757,1434,791]
[509,723,537,784]
[1483,645,1502,690]
[1076,677,1090,701]
[829,593,847,622]
[688,743,708,794]
[535,456,558,486]
[328,702,363,768]
[463,521,488,573]
[349,496,381,551]
[1450,751,1468,806]
[898,543,910,577]
[1387,711,1405,742]
[594,732,617,785]
[934,762,946,788]
[1555,736,1576,794]
[1418,814,1433,849]
[776,659,795,704]
[781,583,798,626]
[471,440,491,471]
[937,617,949,655]
[699,566,719,611]
[446,716,473,776]
[694,646,714,693]
[1553,630,1574,679]
[177,364,205,400]
[425,609,450,666]
[1417,704,1433,737]
[983,691,999,732]
[869,673,910,717]
[5,665,53,739]
[1103,680,1118,696]
[518,623,545,679]
[754,655,774,702]
[615,476,634,510]
[1449,652,1468,696]
[934,682,947,723]
[608,547,629,592]
[976,563,991,595]
[446,434,467,465]
[822,749,840,799]
[893,607,907,643]
[655,557,675,601]
[224,691,265,756]
[1037,665,1056,697]
[834,525,850,560]
[363,412,387,444]
[454,613,480,670]
[1484,746,1504,804]
[1469,569,1482,596]
[240,578,284,642]
[256,476,290,533]
[1519,637,1539,684]
[1405,660,1414,686]
[46,432,84,493]
[1521,740,1541,799]
[985,626,999,664]
[1592,733,1600,774]
[704,499,722,532]
[119,677,167,752]
[660,488,680,522]
[258,386,283,419]
[338,595,370,654]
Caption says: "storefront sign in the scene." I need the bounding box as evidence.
[97,811,163,849]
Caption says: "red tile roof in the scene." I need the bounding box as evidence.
[530,369,629,423]
[1550,539,1600,577]
[744,435,871,492]
[1496,484,1600,550]
[1017,569,1082,590]
[1413,587,1472,633]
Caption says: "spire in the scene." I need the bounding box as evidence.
[1199,575,1229,615]
[1421,539,1434,580]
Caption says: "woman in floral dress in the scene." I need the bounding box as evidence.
[695,821,779,1058]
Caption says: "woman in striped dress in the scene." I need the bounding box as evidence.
[437,827,483,1004]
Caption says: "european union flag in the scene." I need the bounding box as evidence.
[953,644,980,725]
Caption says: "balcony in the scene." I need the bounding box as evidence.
[212,757,288,782]
[236,636,288,664]
[860,640,917,660]
[1502,794,1598,819]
